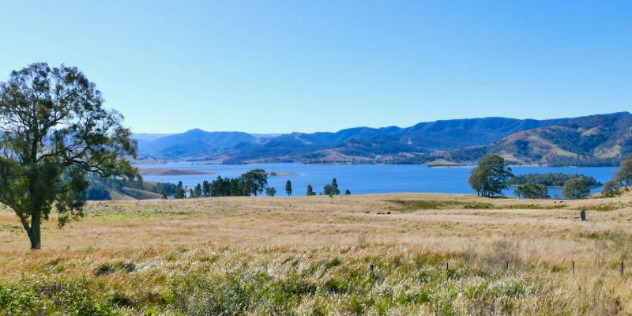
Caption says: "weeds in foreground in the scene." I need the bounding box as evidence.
[0,243,629,315]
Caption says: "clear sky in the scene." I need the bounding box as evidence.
[0,1,631,134]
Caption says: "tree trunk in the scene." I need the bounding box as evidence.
[29,216,41,250]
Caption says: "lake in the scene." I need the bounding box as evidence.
[134,163,619,198]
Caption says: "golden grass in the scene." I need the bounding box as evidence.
[1,193,631,314]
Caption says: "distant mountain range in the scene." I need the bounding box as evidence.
[133,112,632,167]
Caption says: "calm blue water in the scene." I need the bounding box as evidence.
[134,163,618,198]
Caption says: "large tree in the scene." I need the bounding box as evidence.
[240,169,268,196]
[0,63,138,250]
[468,154,513,197]
[563,178,591,199]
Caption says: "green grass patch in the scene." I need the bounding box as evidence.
[388,199,568,212]
[120,187,164,200]
[574,203,622,212]
[387,199,494,211]
[503,203,567,210]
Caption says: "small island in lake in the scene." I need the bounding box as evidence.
[268,171,299,176]
[138,168,214,176]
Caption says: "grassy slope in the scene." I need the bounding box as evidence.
[120,187,164,200]
[1,193,632,315]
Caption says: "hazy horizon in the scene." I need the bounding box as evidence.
[1,1,631,134]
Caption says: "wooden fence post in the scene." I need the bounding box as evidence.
[580,208,587,221]
[620,262,624,276]
[572,261,575,275]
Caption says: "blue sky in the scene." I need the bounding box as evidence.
[0,1,631,133]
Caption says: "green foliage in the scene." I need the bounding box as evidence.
[389,199,566,211]
[576,203,621,212]
[240,169,268,196]
[602,181,622,198]
[265,187,276,197]
[540,129,608,156]
[306,184,316,196]
[174,181,186,199]
[388,199,494,211]
[192,184,202,198]
[94,261,136,276]
[86,184,112,201]
[514,183,548,199]
[0,63,138,249]
[323,178,340,196]
[85,175,176,200]
[468,154,513,197]
[151,182,177,197]
[563,178,591,199]
[1,243,628,315]
[195,169,269,197]
[285,180,292,196]
[202,180,211,197]
[0,279,114,315]
[509,173,600,187]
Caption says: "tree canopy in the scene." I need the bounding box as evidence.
[563,178,591,199]
[508,173,600,188]
[323,178,340,197]
[468,154,513,197]
[0,63,138,249]
[265,187,276,196]
[514,183,548,199]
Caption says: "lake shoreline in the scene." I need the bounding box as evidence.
[132,162,616,197]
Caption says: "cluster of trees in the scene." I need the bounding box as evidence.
[0,63,358,251]
[323,178,340,196]
[468,154,609,200]
[510,173,601,200]
[179,169,268,198]
[172,175,352,199]
[509,173,600,187]
[304,178,350,197]
[514,183,548,199]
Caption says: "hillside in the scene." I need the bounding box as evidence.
[134,112,632,166]
[137,129,257,158]
[438,112,632,166]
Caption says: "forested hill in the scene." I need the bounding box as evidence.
[134,112,632,166]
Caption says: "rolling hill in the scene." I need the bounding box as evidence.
[134,112,632,166]
[137,129,257,159]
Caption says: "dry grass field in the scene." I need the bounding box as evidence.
[1,193,632,315]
